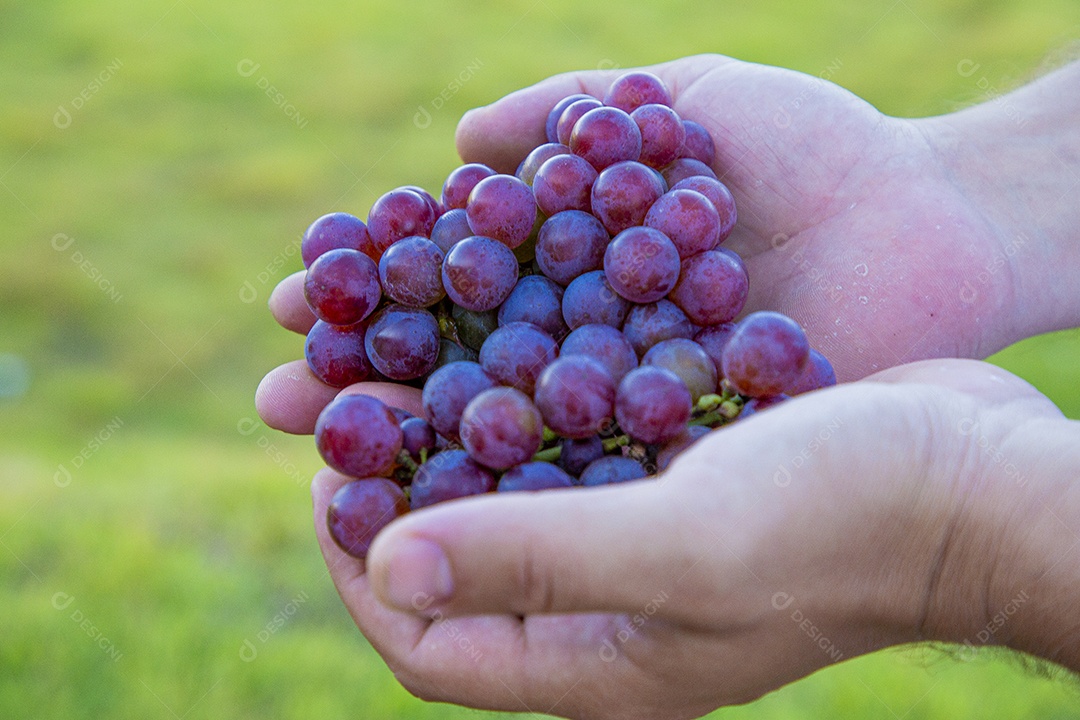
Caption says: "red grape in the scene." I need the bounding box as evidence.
[315,394,403,478]
[327,478,409,559]
[303,248,381,326]
[722,311,810,397]
[459,387,544,470]
[615,366,692,444]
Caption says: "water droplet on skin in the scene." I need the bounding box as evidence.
[853,263,868,276]
[859,296,868,304]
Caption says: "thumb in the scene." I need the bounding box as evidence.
[365,480,698,617]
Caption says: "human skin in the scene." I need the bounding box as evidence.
[256,56,1080,718]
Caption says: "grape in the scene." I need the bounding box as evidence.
[497,462,575,492]
[378,236,446,307]
[429,208,474,253]
[459,386,544,469]
[668,250,749,325]
[603,226,681,304]
[363,305,440,381]
[466,174,537,249]
[304,248,382,325]
[622,300,695,357]
[558,435,604,477]
[788,349,838,395]
[661,158,717,186]
[656,425,711,471]
[535,210,609,286]
[570,107,643,171]
[740,394,790,417]
[591,160,667,236]
[478,321,558,395]
[452,304,499,351]
[402,185,442,220]
[615,366,692,444]
[435,338,478,369]
[580,456,646,486]
[694,322,737,379]
[421,361,497,441]
[672,176,737,243]
[305,320,372,388]
[533,154,598,216]
[367,188,436,253]
[411,449,496,509]
[559,323,638,384]
[315,394,403,478]
[401,417,438,462]
[680,120,716,165]
[497,274,569,342]
[722,311,810,397]
[556,97,604,145]
[301,212,375,267]
[388,407,414,424]
[631,103,685,169]
[642,338,718,402]
[561,270,630,329]
[644,189,721,258]
[534,355,616,439]
[604,71,672,112]
[441,235,519,311]
[517,142,572,186]
[442,163,496,210]
[546,93,594,143]
[327,478,409,559]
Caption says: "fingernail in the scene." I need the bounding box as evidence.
[385,538,454,612]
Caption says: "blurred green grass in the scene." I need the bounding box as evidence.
[2,0,1080,717]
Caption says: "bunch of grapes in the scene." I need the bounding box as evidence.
[293,71,838,559]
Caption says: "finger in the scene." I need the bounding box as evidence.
[338,382,426,418]
[269,270,316,335]
[455,54,732,173]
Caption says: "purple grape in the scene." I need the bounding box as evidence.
[533,154,598,216]
[327,478,409,559]
[315,394,403,478]
[534,355,616,439]
[410,449,496,509]
[497,274,569,342]
[302,212,375,267]
[452,304,499,351]
[305,320,372,388]
[400,417,437,461]
[603,226,681,304]
[429,208,474,253]
[561,270,630,329]
[459,387,544,469]
[604,71,673,112]
[672,176,737,244]
[661,158,717,186]
[590,160,667,236]
[680,120,716,165]
[304,248,382,326]
[642,338,718,402]
[631,104,685,169]
[402,185,442,220]
[535,210,609,286]
[517,142,572,185]
[388,407,414,424]
[556,98,604,145]
[421,361,497,441]
[497,462,575,492]
[694,322,738,379]
[466,174,537,249]
[558,435,604,477]
[668,250,749,326]
[656,424,711,471]
[363,305,440,381]
[478,321,558,395]
[615,366,692,444]
[580,456,647,486]
[560,323,638,384]
[367,188,436,254]
[441,235,519,311]
[378,236,446,308]
[788,349,838,395]
[546,93,595,143]
[722,311,810,397]
[442,163,496,210]
[570,107,642,171]
[622,300,695,357]
[645,189,721,258]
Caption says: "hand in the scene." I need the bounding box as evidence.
[308,358,1076,719]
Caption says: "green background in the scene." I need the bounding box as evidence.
[2,0,1079,717]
